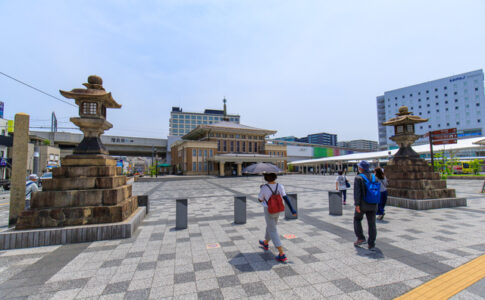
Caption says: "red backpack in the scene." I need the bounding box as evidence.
[265,184,285,214]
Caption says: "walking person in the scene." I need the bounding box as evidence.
[353,161,380,251]
[335,170,348,205]
[375,167,388,220]
[258,173,296,262]
[25,174,39,210]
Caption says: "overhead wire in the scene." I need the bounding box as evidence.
[0,71,76,107]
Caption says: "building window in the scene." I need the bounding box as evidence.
[199,150,202,156]
[230,141,234,152]
[477,103,481,107]
[426,90,429,94]
[217,140,221,151]
[418,99,421,102]
[455,106,459,110]
[209,149,213,157]
[223,140,227,152]
[444,93,448,97]
[82,102,97,115]
[249,142,252,152]
[199,162,202,171]
[456,122,460,125]
[254,143,258,152]
[419,105,422,109]
[445,101,448,104]
[427,104,430,107]
[434,88,438,92]
[454,91,457,95]
[236,141,240,152]
[435,102,439,106]
[475,87,479,91]
[478,119,481,123]
[193,149,196,156]
[444,86,447,90]
[192,162,196,171]
[438,124,441,127]
[426,97,429,100]
[436,109,439,112]
[435,95,438,99]
[410,93,413,97]
[204,150,207,157]
[402,95,405,98]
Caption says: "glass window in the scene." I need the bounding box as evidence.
[199,162,202,171]
[192,162,196,171]
[236,141,240,152]
[197,116,202,120]
[223,140,227,152]
[230,141,234,152]
[242,142,246,152]
[204,150,207,157]
[193,149,196,156]
[209,149,213,157]
[185,115,190,119]
[249,142,252,152]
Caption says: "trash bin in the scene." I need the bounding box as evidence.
[328,191,342,216]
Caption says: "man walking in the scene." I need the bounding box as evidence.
[353,160,379,251]
[25,174,39,210]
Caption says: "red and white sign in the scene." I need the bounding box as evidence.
[430,128,457,145]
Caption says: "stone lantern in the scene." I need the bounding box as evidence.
[382,106,465,209]
[60,75,121,155]
[382,106,428,159]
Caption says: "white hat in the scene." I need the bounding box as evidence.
[29,174,39,180]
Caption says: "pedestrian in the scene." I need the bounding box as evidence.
[375,167,388,220]
[335,170,348,205]
[353,160,380,251]
[258,173,296,262]
[25,174,39,210]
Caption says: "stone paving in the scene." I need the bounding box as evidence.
[0,175,484,299]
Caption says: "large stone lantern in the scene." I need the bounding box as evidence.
[60,75,121,155]
[383,106,428,159]
[383,106,465,209]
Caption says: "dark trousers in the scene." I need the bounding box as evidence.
[354,210,377,247]
[377,190,388,215]
[340,190,347,202]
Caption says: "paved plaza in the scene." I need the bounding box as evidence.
[0,175,484,299]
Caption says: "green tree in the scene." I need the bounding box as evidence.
[470,159,483,175]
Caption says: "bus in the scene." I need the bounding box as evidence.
[452,161,473,174]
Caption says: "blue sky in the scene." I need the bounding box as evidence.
[1,0,485,141]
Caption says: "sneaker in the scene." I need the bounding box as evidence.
[275,253,288,262]
[354,239,366,246]
[377,215,384,220]
[368,245,376,251]
[259,240,269,250]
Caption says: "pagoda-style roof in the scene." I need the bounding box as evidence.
[182,121,277,140]
[382,106,428,126]
[59,75,121,108]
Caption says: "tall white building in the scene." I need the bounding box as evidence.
[377,69,485,148]
[169,105,240,137]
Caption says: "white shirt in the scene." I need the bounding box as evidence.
[25,181,39,200]
[258,183,287,208]
[336,175,347,190]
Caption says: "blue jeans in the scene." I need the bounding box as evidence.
[377,190,388,215]
[340,190,347,202]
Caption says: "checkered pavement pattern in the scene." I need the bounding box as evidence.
[0,175,484,299]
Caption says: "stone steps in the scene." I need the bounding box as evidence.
[53,165,121,178]
[16,195,138,230]
[31,185,132,208]
[388,187,456,199]
[42,175,126,191]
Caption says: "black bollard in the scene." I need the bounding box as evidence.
[176,199,188,229]
[234,196,246,224]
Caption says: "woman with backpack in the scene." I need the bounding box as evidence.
[258,173,296,262]
[335,170,349,205]
[375,167,388,220]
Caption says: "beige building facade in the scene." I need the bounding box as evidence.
[171,121,287,176]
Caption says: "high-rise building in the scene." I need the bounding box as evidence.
[169,104,240,136]
[338,139,378,152]
[304,132,337,146]
[377,69,485,148]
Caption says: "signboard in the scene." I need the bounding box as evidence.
[0,158,6,167]
[286,145,313,157]
[116,160,123,168]
[0,102,4,119]
[7,120,14,133]
[430,128,457,145]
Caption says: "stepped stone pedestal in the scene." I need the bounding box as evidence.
[386,157,466,210]
[16,155,139,229]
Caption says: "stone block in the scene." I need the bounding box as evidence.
[31,185,132,208]
[96,176,126,189]
[61,154,117,167]
[387,196,467,210]
[53,166,118,178]
[42,177,97,191]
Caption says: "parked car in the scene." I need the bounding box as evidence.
[38,172,52,187]
[0,179,10,190]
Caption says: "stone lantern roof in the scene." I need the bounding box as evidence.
[59,75,121,108]
[382,106,428,126]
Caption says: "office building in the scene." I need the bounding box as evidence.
[305,132,337,146]
[377,69,485,148]
[338,140,378,151]
[171,106,286,176]
[169,102,240,136]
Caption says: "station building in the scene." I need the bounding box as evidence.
[171,105,287,176]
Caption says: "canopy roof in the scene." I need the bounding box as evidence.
[290,137,485,165]
[182,121,276,140]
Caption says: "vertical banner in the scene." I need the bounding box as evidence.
[7,120,14,132]
[0,101,4,119]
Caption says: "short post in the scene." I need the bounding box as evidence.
[234,196,246,224]
[328,191,342,216]
[137,195,149,214]
[285,193,298,220]
[176,199,187,229]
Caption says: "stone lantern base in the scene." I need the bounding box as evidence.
[385,157,466,210]
[15,155,139,230]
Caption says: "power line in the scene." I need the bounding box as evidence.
[0,71,76,107]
